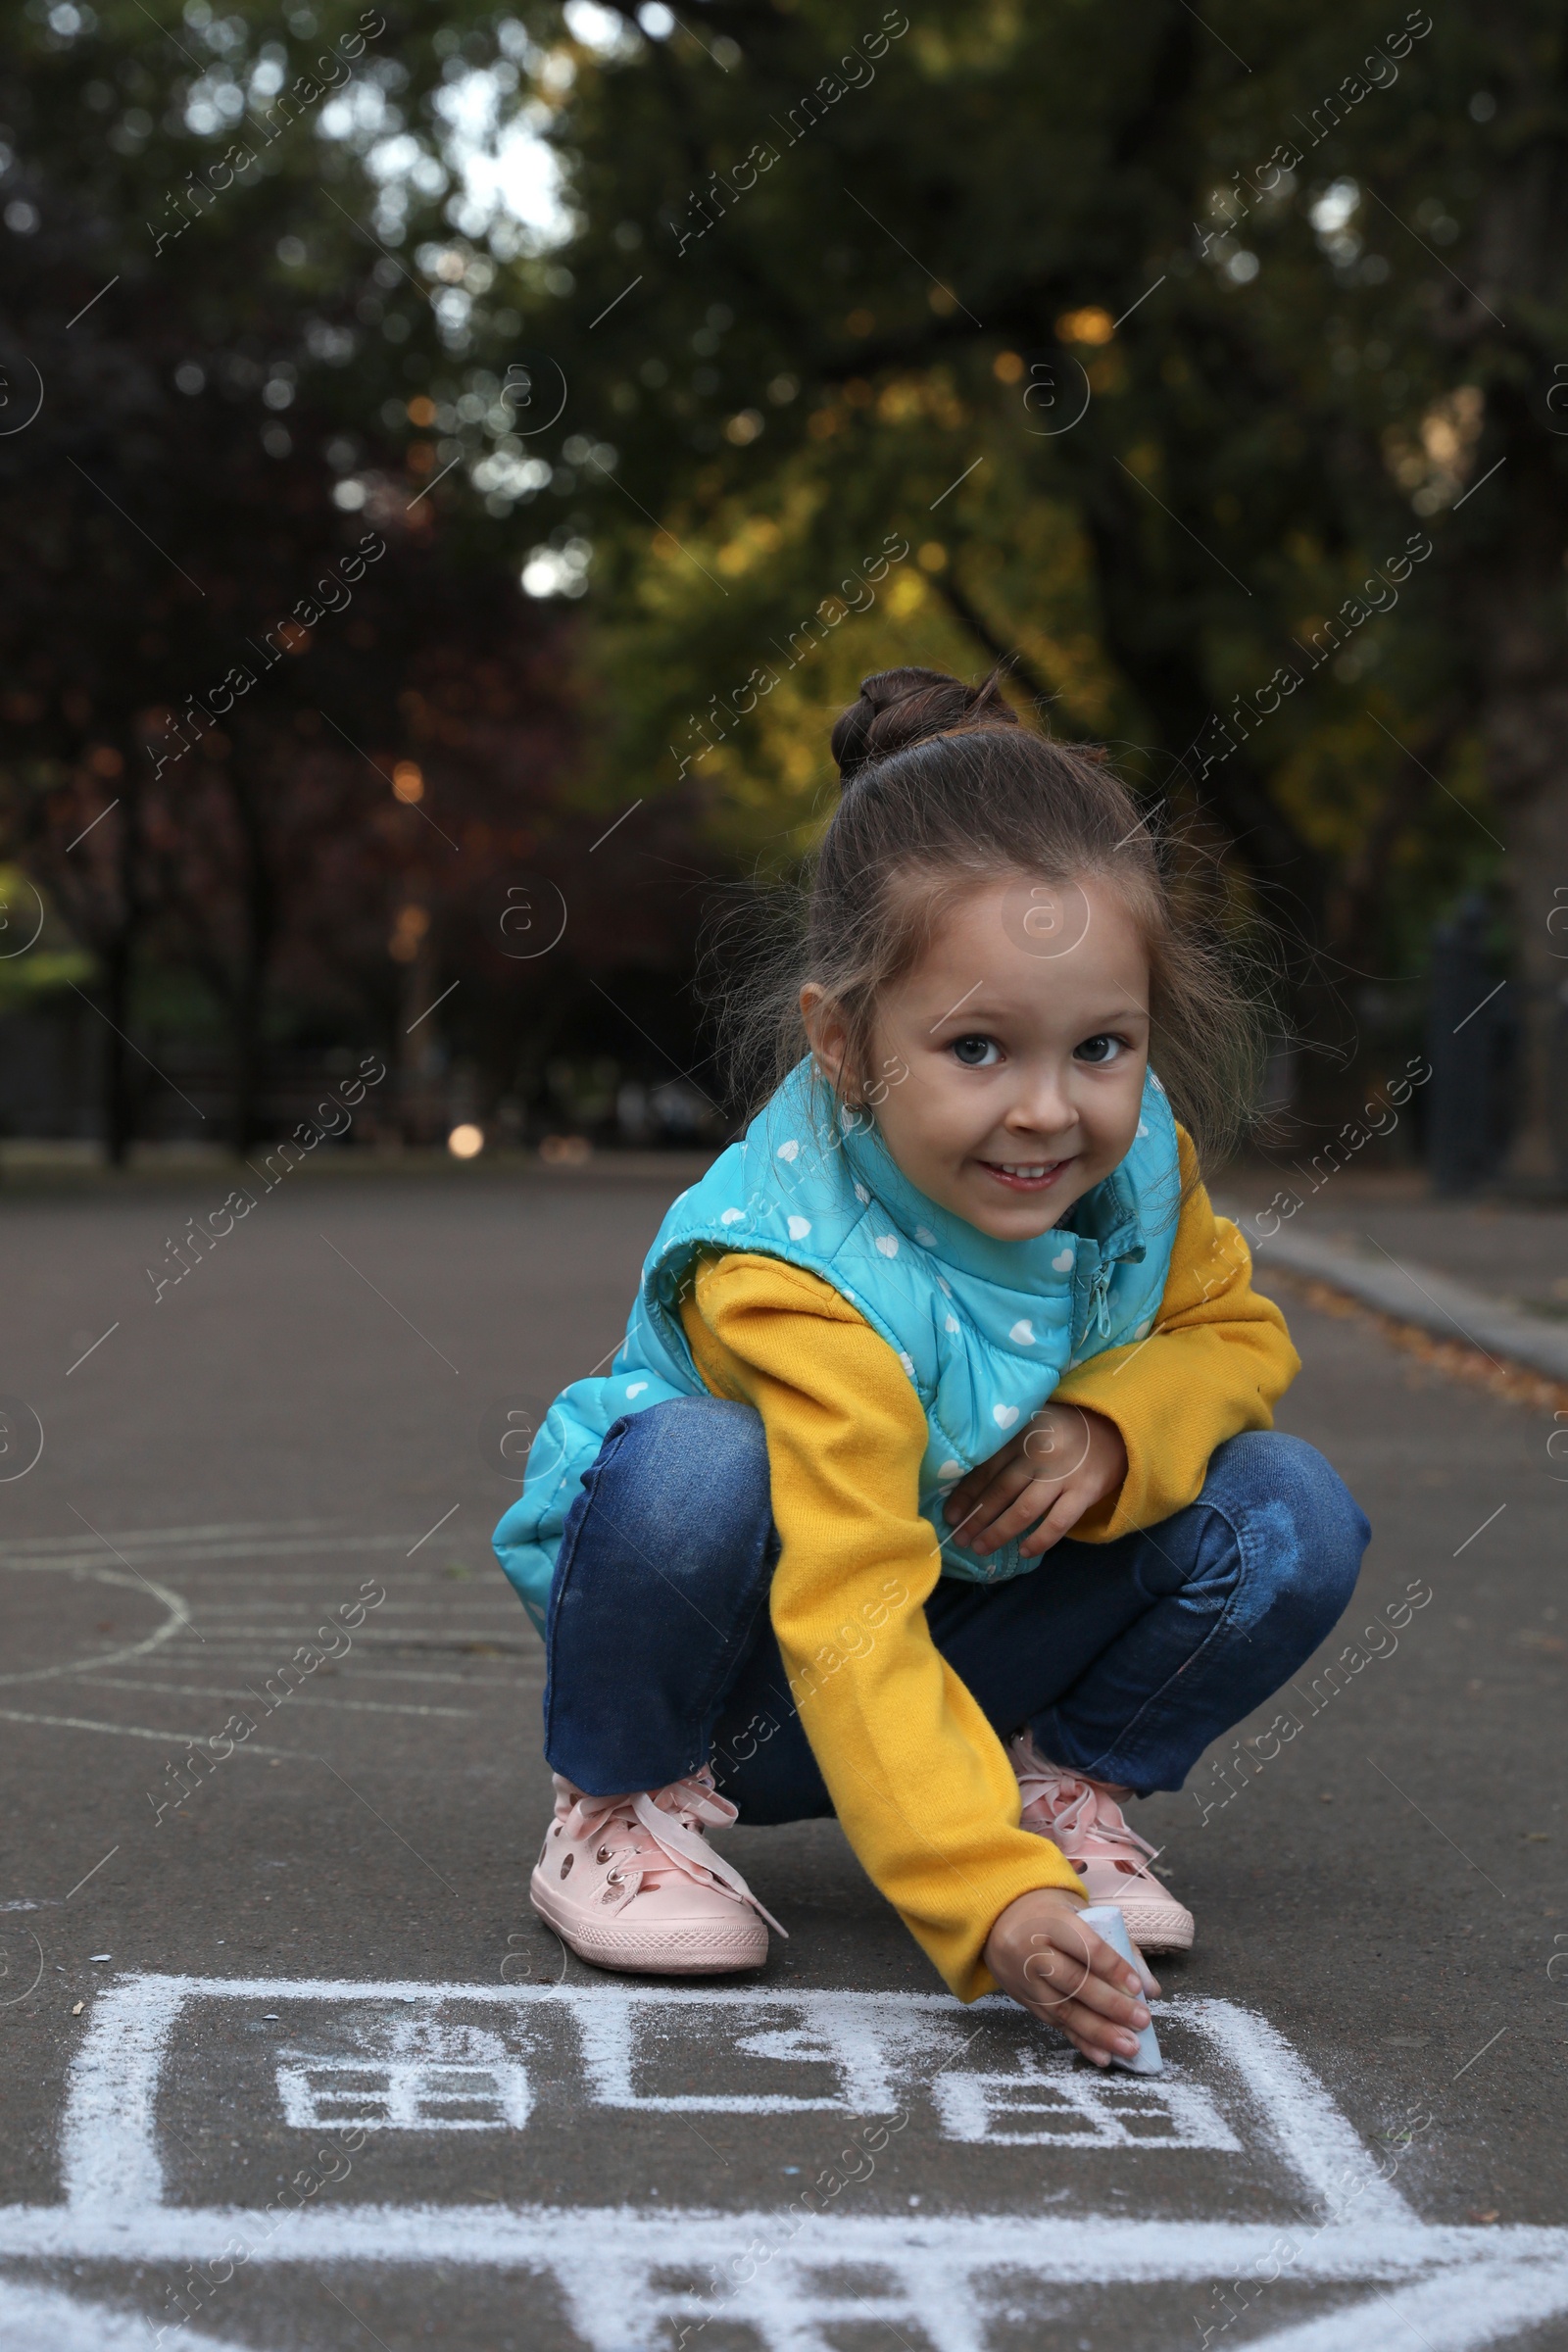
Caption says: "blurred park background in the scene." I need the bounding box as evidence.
[1,0,1564,1191]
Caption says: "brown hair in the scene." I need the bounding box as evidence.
[721,665,1264,1174]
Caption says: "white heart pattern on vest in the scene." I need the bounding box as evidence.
[492,1055,1181,1630]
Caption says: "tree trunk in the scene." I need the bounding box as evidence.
[100,765,144,1170]
[229,973,264,1158]
[1481,684,1568,1188]
[1440,46,1568,1187]
[933,569,1055,710]
[1464,383,1568,1190]
[100,924,137,1169]
[226,768,276,1156]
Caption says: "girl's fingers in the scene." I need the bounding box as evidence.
[1063,2018,1134,2065]
[995,1905,1159,2060]
[973,1475,1068,1551]
[1020,1936,1149,2030]
[944,1456,1034,1528]
[999,1925,1152,2059]
[1041,1960,1149,2031]
[1021,1987,1148,2059]
[943,1464,991,1515]
[1018,1942,1090,2011]
[1016,1491,1080,1556]
[943,1447,1018,1512]
[943,1430,1041,1517]
[948,1483,1042,1553]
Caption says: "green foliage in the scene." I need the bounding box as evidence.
[4,0,1566,1141]
[0,866,92,1010]
[484,0,1564,1004]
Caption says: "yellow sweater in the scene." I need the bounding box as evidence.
[677,1131,1298,2000]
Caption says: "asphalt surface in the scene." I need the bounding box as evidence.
[1226,1162,1568,1320]
[0,1161,1564,2351]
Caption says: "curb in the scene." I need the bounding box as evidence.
[1241,1223,1568,1385]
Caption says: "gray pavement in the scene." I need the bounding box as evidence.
[0,1161,1565,2351]
[1222,1162,1568,1315]
[1213,1163,1568,1381]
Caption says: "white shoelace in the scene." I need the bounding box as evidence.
[556,1772,788,1936]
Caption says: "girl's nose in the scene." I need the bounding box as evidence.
[1004,1082,1076,1139]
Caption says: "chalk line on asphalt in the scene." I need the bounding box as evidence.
[1,1974,1562,2350]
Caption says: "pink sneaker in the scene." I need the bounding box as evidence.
[530,1767,786,1975]
[1008,1731,1194,1952]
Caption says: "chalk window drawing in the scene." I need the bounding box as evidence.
[932,2058,1242,2150]
[275,2015,532,2132]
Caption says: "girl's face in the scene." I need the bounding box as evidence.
[805,874,1152,1241]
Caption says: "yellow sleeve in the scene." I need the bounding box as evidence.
[1054,1128,1300,1542]
[679,1251,1085,2002]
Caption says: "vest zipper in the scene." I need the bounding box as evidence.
[1088,1264,1113,1338]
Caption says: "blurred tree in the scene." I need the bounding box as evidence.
[0,0,664,1156]
[471,0,1564,1164]
[6,0,1565,1171]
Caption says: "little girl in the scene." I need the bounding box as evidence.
[494,668,1367,2068]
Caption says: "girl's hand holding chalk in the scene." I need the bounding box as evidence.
[945,1401,1129,1558]
[983,1886,1160,2066]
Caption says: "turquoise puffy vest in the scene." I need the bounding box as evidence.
[494,1058,1181,1631]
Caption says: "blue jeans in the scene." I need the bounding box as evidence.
[542,1396,1368,1816]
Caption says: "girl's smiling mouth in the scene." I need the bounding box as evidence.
[975,1157,1075,1193]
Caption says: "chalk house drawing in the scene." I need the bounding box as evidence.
[1,1975,1565,2352]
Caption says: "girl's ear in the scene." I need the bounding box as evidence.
[800,983,858,1101]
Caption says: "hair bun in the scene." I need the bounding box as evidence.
[830,666,1020,785]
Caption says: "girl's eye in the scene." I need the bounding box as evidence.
[951,1035,1001,1068]
[1074,1034,1125,1065]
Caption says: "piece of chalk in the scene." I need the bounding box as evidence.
[1077,1902,1163,2075]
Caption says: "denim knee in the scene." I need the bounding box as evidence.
[570,1394,772,1580]
[545,1395,778,1788]
[1200,1429,1369,1651]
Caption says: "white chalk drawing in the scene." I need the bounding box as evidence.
[931,2057,1241,2150]
[0,2276,259,2352]
[270,1994,1236,2145]
[1,1974,1565,2352]
[276,2014,534,2132]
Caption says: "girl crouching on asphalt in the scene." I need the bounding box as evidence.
[494,666,1368,2066]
